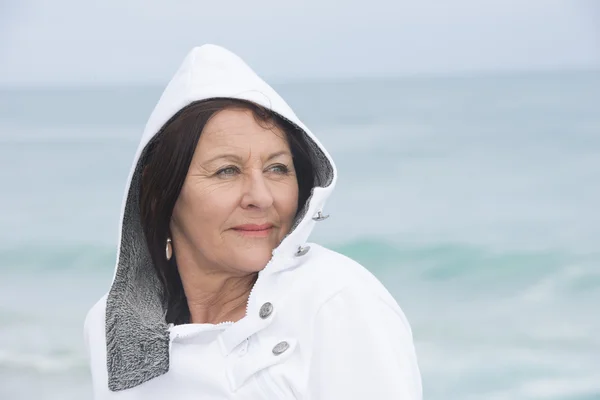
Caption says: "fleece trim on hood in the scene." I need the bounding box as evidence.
[105,44,337,391]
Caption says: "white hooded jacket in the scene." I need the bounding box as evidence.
[84,44,422,400]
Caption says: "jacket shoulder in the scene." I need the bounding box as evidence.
[284,244,422,398]
[291,243,400,309]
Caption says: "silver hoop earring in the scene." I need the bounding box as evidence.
[165,237,173,261]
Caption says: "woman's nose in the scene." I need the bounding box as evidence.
[240,171,274,209]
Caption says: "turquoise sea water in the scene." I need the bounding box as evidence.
[1,71,599,399]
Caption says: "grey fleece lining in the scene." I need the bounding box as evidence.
[105,159,171,391]
[105,117,334,391]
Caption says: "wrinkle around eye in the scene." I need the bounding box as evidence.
[215,165,241,177]
[267,164,289,174]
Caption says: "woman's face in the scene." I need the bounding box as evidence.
[170,108,299,276]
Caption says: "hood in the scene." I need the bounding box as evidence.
[104,44,337,391]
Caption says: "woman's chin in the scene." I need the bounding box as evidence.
[229,248,275,273]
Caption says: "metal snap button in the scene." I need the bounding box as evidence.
[259,302,273,319]
[295,245,310,257]
[272,341,290,356]
[312,211,330,221]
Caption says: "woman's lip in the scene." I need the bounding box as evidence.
[232,224,273,231]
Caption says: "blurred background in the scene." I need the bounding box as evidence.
[1,1,599,399]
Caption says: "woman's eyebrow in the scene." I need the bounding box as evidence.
[203,153,243,164]
[265,150,291,161]
[203,150,291,164]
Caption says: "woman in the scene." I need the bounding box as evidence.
[84,44,422,399]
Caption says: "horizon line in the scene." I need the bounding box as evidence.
[0,65,598,89]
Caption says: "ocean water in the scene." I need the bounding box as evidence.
[1,71,599,399]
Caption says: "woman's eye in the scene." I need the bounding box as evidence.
[216,166,239,176]
[269,164,289,174]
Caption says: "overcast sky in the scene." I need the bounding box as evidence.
[1,0,599,85]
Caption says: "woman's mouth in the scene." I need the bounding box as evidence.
[231,224,273,237]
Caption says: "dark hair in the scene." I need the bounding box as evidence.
[139,98,315,324]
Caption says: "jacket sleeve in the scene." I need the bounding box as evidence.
[306,285,422,400]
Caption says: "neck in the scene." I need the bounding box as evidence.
[184,273,256,325]
[174,245,256,325]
